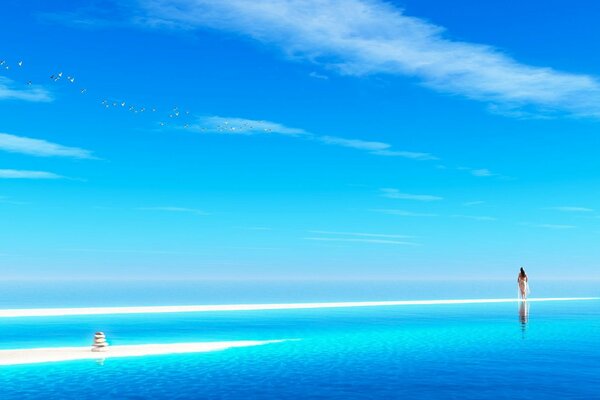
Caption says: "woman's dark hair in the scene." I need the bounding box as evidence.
[520,267,526,276]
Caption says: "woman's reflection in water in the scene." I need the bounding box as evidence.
[519,300,529,338]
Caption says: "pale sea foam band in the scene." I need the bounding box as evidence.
[0,340,293,366]
[0,297,597,318]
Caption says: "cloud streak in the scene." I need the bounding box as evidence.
[370,150,437,160]
[0,77,52,102]
[457,166,505,179]
[194,116,306,136]
[371,209,438,217]
[521,222,576,230]
[451,215,496,221]
[545,206,594,213]
[305,237,418,246]
[0,133,95,159]
[190,116,435,160]
[470,168,495,177]
[309,230,412,239]
[0,169,64,179]
[137,206,209,215]
[317,135,389,151]
[138,0,600,118]
[380,188,442,201]
[0,195,28,205]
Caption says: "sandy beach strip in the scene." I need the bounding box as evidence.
[0,339,288,366]
[0,297,597,318]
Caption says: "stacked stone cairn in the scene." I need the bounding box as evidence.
[91,332,109,352]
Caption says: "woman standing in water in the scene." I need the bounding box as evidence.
[518,267,529,300]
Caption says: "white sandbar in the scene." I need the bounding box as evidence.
[0,340,288,366]
[0,297,597,318]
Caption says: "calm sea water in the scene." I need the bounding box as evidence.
[0,298,599,399]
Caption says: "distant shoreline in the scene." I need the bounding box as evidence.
[0,297,597,318]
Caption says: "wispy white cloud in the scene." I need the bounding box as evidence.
[0,169,63,179]
[380,188,442,201]
[309,71,329,80]
[371,209,437,217]
[0,195,28,205]
[39,2,133,29]
[137,206,209,215]
[137,0,600,118]
[0,133,95,159]
[0,77,52,102]
[309,230,412,239]
[451,214,496,221]
[59,248,198,255]
[318,136,388,151]
[191,116,435,160]
[457,166,509,179]
[193,116,307,136]
[371,150,438,160]
[463,200,485,206]
[545,206,594,213]
[521,222,576,230]
[536,224,576,230]
[305,237,418,246]
[471,168,495,177]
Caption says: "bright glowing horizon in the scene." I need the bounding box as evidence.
[1,297,597,318]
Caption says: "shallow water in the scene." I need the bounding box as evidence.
[0,300,598,399]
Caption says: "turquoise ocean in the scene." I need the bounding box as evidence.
[0,280,598,399]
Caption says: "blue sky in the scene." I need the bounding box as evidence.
[2,0,600,280]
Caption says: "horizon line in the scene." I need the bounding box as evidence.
[1,297,597,318]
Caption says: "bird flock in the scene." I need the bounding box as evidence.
[2,57,183,129]
[1,57,279,134]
